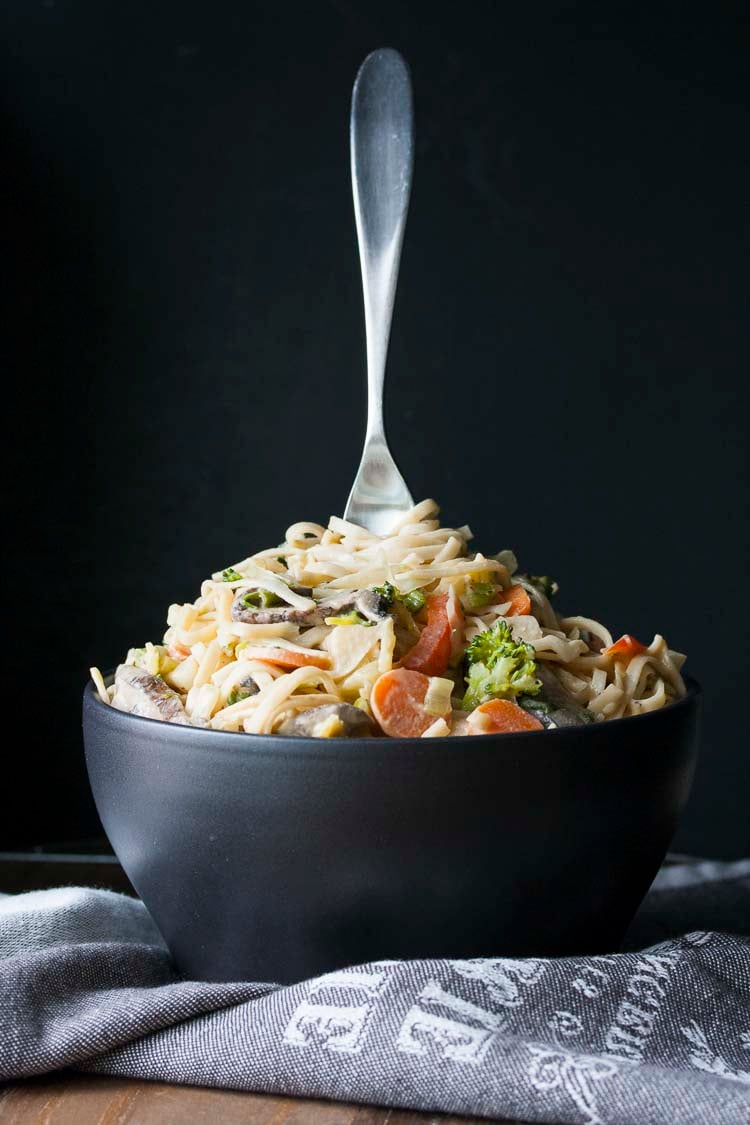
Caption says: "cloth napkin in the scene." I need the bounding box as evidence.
[1,859,749,1125]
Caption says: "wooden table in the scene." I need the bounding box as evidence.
[0,1074,530,1124]
[0,851,532,1124]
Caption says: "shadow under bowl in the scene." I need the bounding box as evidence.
[83,678,701,983]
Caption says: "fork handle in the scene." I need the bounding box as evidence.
[350,48,414,440]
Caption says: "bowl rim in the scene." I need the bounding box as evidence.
[83,673,701,750]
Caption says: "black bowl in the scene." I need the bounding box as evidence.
[83,678,700,983]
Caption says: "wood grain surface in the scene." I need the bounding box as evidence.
[0,1073,532,1124]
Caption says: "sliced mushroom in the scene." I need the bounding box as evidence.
[318,588,390,623]
[354,589,391,622]
[232,585,390,627]
[526,665,594,728]
[236,674,260,696]
[390,599,422,657]
[112,664,190,725]
[231,585,318,625]
[277,703,376,738]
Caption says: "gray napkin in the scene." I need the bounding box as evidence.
[1,860,749,1125]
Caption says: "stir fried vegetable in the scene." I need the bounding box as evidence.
[462,619,541,711]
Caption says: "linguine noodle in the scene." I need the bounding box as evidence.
[91,499,686,738]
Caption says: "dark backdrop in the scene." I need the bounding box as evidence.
[2,2,747,856]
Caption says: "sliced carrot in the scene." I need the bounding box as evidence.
[371,668,445,738]
[240,646,331,670]
[399,593,453,676]
[168,641,191,661]
[471,699,543,733]
[495,584,532,617]
[604,634,647,659]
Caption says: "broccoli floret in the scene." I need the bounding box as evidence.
[222,567,243,582]
[462,619,541,710]
[372,581,397,608]
[372,582,426,615]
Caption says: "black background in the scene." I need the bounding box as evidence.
[1,2,747,856]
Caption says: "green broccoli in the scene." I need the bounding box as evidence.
[372,581,397,607]
[372,582,426,615]
[462,619,541,711]
[401,589,426,614]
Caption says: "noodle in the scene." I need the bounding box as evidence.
[93,499,686,737]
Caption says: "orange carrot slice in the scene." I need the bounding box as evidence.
[471,699,543,733]
[604,634,647,659]
[371,668,445,738]
[400,593,453,676]
[240,646,331,670]
[495,584,532,617]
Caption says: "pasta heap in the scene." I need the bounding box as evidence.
[91,500,686,738]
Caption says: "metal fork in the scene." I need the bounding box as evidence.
[343,48,415,535]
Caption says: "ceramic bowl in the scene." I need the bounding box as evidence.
[83,678,700,983]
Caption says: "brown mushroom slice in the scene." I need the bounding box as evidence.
[390,599,422,657]
[277,703,375,738]
[527,665,594,728]
[318,588,390,623]
[112,664,190,725]
[231,586,321,626]
[231,585,389,627]
[353,589,391,622]
[236,674,260,696]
